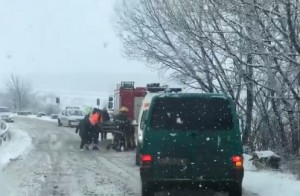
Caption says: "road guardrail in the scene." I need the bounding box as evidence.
[0,120,10,146]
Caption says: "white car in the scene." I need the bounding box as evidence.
[0,107,14,123]
[58,108,85,127]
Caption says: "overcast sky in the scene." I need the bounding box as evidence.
[0,0,170,94]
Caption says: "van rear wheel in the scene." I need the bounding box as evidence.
[142,182,154,196]
[135,144,141,166]
[228,183,242,196]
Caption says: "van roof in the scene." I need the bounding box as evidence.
[155,93,230,99]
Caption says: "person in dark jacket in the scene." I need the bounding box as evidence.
[75,114,92,151]
[113,106,135,150]
[75,108,102,151]
[100,109,110,140]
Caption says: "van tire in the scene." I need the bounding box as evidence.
[142,182,154,196]
[228,183,242,196]
[135,144,140,166]
[135,153,140,166]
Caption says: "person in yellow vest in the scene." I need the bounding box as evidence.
[90,108,102,150]
[75,108,102,151]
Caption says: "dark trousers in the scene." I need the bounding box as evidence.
[93,131,99,144]
[80,132,92,149]
[80,136,87,149]
[91,126,100,145]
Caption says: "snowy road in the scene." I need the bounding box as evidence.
[2,117,294,196]
[2,117,140,196]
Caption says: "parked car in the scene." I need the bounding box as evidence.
[0,107,14,122]
[17,111,32,116]
[58,107,85,127]
[139,93,244,196]
[51,114,58,119]
[251,150,281,170]
[36,112,46,117]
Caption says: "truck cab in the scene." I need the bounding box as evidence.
[112,81,147,122]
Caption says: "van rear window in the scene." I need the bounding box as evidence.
[150,97,233,131]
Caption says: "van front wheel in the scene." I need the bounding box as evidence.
[228,183,242,196]
[142,182,154,196]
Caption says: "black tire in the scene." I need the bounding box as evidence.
[228,183,242,196]
[142,182,154,196]
[135,144,141,166]
[58,119,62,126]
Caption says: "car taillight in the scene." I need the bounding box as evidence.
[141,154,153,163]
[231,155,243,168]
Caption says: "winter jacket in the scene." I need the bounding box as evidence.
[75,115,92,138]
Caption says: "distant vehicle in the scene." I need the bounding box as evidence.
[36,112,46,118]
[251,150,281,170]
[139,93,244,196]
[51,114,58,119]
[17,111,32,116]
[111,81,147,122]
[0,107,14,122]
[58,107,85,127]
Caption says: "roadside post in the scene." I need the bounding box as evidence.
[56,97,60,114]
[97,98,100,109]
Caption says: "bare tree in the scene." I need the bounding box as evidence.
[116,0,300,155]
[6,74,32,111]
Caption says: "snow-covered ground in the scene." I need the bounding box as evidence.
[0,127,32,169]
[0,126,32,195]
[24,115,57,122]
[243,154,300,196]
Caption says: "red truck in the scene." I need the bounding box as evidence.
[108,81,147,121]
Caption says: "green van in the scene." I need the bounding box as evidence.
[139,93,244,196]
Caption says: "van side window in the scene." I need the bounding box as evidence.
[150,97,233,131]
[140,110,148,130]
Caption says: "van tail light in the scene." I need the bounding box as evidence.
[231,155,243,168]
[141,154,153,164]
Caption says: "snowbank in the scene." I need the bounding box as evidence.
[243,154,300,196]
[23,115,57,123]
[0,128,32,168]
[244,171,300,196]
[243,153,257,171]
[0,128,32,196]
[254,150,280,158]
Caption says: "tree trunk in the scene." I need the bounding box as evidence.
[243,54,254,145]
[270,92,287,148]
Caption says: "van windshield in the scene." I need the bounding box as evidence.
[150,97,233,131]
[68,110,84,116]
